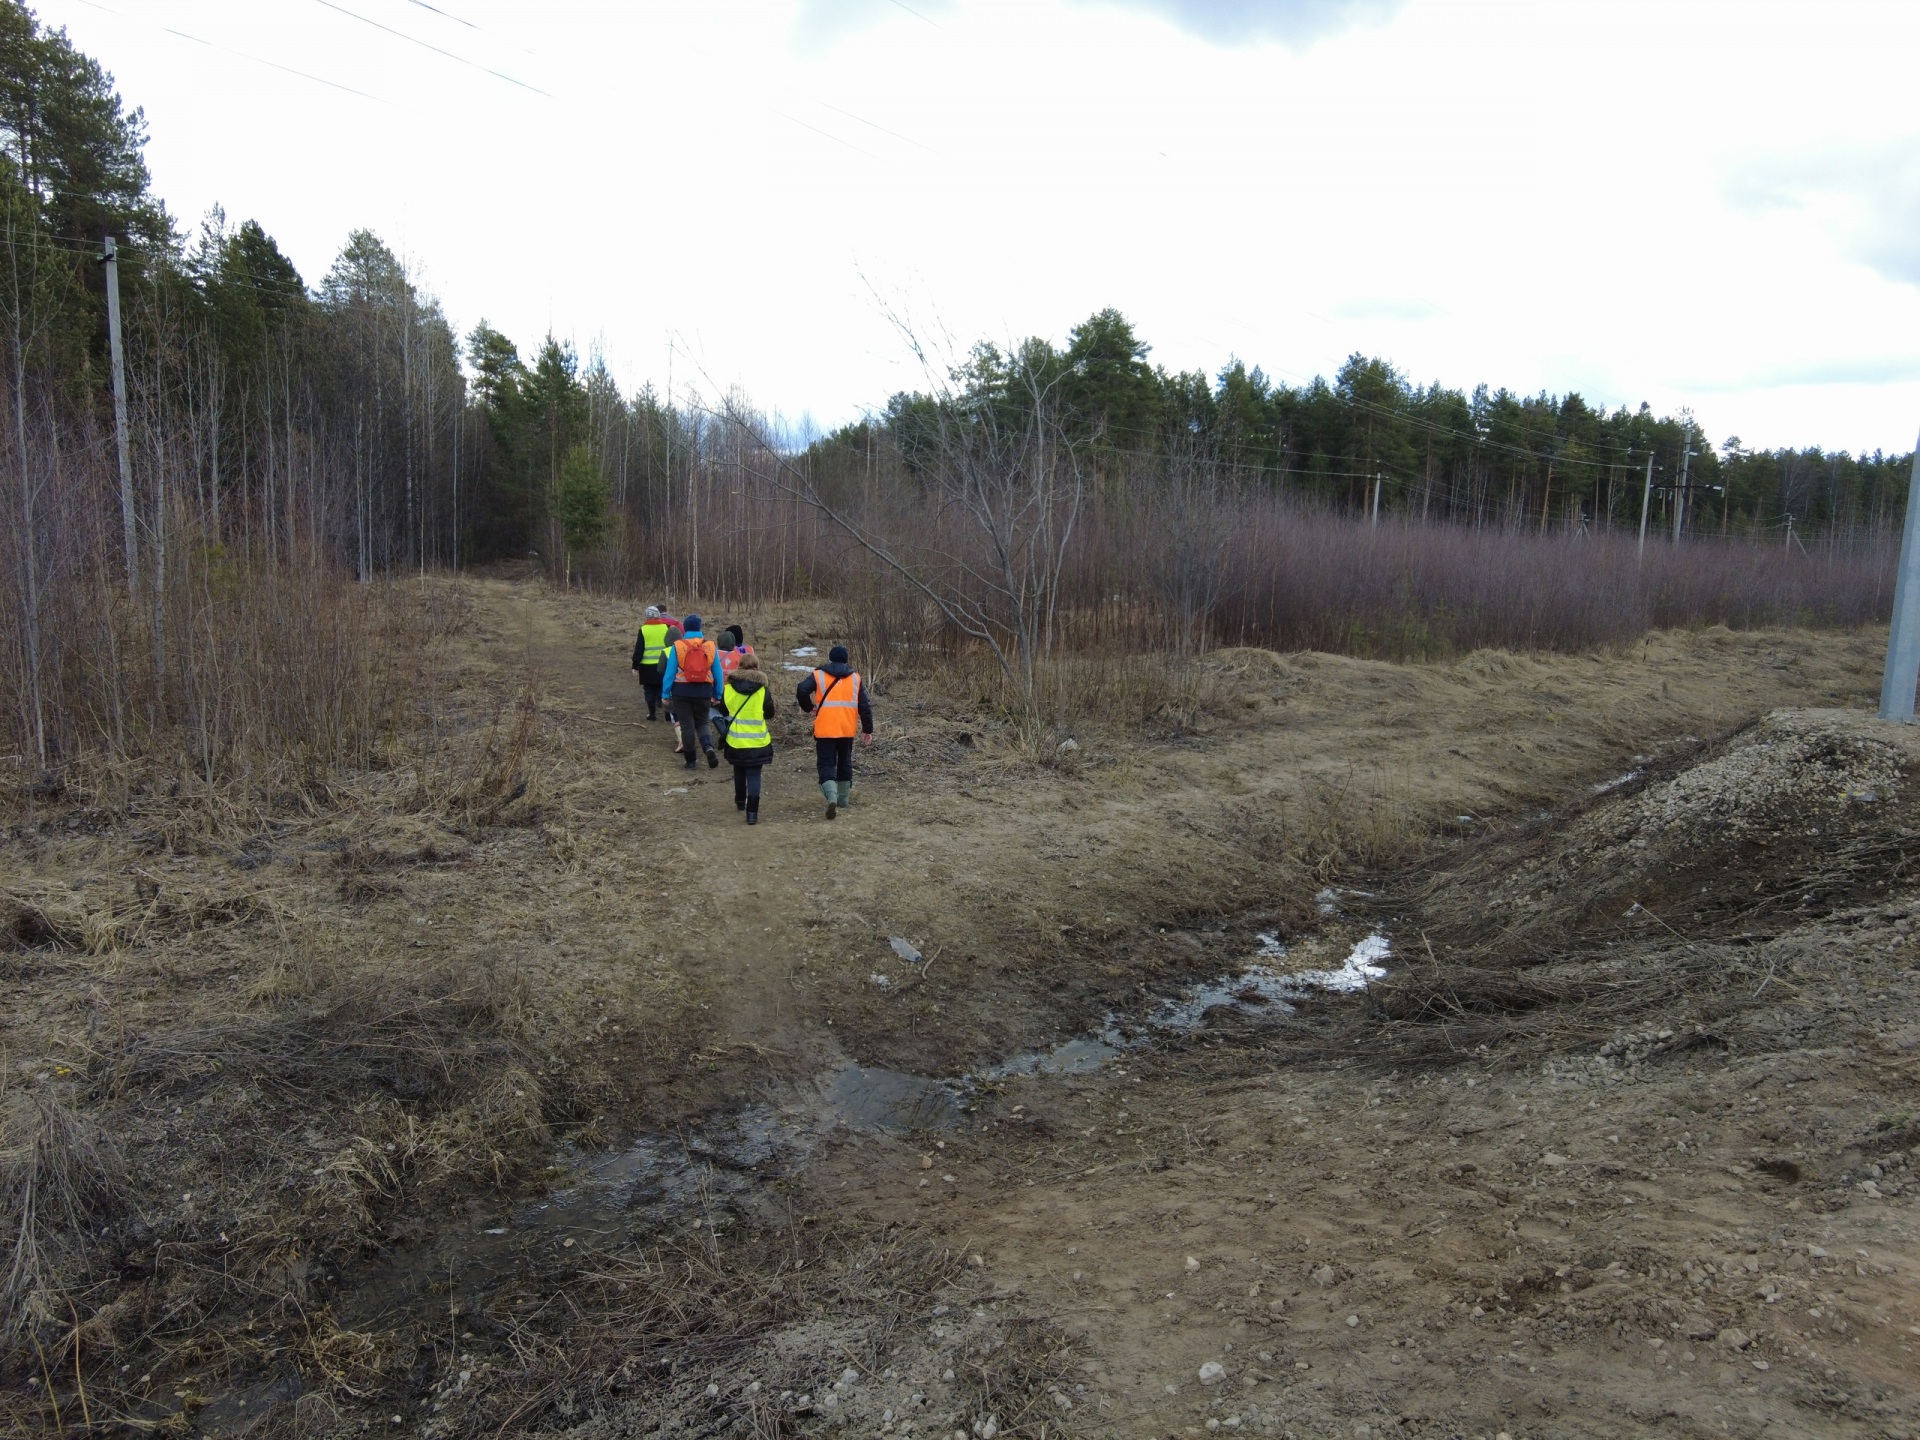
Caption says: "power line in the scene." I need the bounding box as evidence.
[311,0,552,98]
[404,0,480,30]
[72,0,394,104]
[814,100,950,159]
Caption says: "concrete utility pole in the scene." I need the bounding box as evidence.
[102,235,136,594]
[1671,420,1691,544]
[1637,453,1654,562]
[1878,434,1920,721]
[1370,471,1382,526]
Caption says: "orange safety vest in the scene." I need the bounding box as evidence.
[673,636,717,685]
[720,644,754,678]
[810,668,861,739]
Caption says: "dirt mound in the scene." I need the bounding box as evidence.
[1410,710,1920,969]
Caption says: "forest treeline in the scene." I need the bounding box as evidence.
[826,309,1912,542]
[0,0,1907,768]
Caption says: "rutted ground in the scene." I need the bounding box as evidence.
[3,575,1916,1440]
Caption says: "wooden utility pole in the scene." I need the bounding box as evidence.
[1672,420,1691,543]
[102,235,136,593]
[1636,453,1653,562]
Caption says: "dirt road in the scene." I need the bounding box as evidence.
[4,576,1917,1439]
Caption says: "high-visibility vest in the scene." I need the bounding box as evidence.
[811,668,861,739]
[639,620,673,666]
[673,636,716,685]
[720,644,753,679]
[723,684,771,749]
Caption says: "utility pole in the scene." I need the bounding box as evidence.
[1672,419,1691,544]
[1878,433,1920,721]
[1370,471,1382,526]
[1636,453,1653,562]
[102,235,136,594]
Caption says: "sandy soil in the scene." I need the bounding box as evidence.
[4,574,1917,1440]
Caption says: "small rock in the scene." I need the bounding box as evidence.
[1346,1314,1360,1328]
[840,1368,861,1387]
[1720,1328,1752,1351]
[1058,738,1079,752]
[1684,1317,1718,1341]
[705,1384,719,1397]
[664,787,688,796]
[1186,1256,1201,1272]
[1313,1265,1336,1287]
[1752,1359,1771,1371]
[1198,1361,1226,1385]
[1542,1152,1570,1167]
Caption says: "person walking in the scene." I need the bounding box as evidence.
[660,613,721,770]
[721,651,776,824]
[711,625,758,746]
[796,644,872,819]
[630,606,682,722]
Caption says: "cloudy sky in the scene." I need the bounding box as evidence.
[42,0,1920,453]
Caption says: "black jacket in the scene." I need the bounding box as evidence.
[795,662,873,735]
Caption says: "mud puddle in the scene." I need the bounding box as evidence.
[338,929,1395,1356]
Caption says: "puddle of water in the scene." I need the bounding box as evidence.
[821,1064,961,1132]
[362,929,1394,1316]
[982,1034,1123,1079]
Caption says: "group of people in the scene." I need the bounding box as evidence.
[631,607,873,824]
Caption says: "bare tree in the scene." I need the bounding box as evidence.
[712,331,1086,711]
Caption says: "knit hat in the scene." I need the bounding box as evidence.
[644,605,661,619]
[829,645,849,664]
[725,623,744,646]
[683,613,703,633]
[717,633,736,652]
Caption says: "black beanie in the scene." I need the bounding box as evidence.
[725,624,744,646]
[830,645,849,664]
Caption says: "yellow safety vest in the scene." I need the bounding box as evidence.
[639,620,672,666]
[723,684,770,749]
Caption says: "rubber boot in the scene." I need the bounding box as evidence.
[706,748,719,769]
[821,780,838,820]
[746,796,759,826]
[838,780,853,809]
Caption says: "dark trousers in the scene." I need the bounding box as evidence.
[672,694,714,759]
[638,663,664,717]
[815,736,854,784]
[731,762,764,804]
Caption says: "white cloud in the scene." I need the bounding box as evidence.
[1071,0,1404,46]
[1726,138,1920,291]
[31,0,1920,454]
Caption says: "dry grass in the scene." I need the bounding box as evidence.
[0,1091,130,1353]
